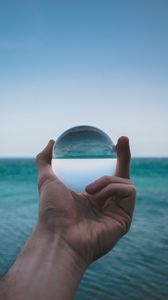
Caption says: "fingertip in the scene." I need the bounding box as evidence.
[85,186,95,194]
[116,136,129,146]
[43,139,55,153]
[49,139,55,145]
[115,136,131,179]
[116,136,129,151]
[36,139,55,169]
[116,136,131,160]
[85,182,98,194]
[45,139,55,151]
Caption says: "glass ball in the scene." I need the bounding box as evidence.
[52,125,117,192]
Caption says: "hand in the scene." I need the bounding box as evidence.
[36,136,136,268]
[0,137,136,300]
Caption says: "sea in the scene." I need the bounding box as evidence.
[0,158,167,300]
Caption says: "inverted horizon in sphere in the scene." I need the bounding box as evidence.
[53,125,116,159]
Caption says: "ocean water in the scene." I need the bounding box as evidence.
[0,158,168,299]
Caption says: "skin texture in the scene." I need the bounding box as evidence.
[0,136,136,300]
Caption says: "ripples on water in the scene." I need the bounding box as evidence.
[0,158,168,299]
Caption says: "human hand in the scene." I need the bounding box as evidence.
[36,136,136,268]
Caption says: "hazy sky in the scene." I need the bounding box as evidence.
[0,0,168,157]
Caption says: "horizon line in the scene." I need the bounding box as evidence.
[0,156,168,159]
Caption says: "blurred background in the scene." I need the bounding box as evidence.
[0,1,168,299]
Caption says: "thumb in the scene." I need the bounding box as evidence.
[115,136,131,179]
[36,139,55,170]
[36,139,57,191]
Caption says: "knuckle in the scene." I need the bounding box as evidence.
[116,216,132,236]
[130,186,137,197]
[125,221,131,234]
[102,175,111,183]
[108,182,115,190]
[127,184,136,196]
[121,215,132,235]
[36,152,42,164]
[126,216,132,232]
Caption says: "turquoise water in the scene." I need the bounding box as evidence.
[0,158,168,299]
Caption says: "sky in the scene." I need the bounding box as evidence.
[0,0,168,157]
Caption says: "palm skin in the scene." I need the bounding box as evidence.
[36,137,136,267]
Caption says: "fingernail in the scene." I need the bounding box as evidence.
[49,139,55,144]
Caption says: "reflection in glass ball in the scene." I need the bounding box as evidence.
[52,125,117,192]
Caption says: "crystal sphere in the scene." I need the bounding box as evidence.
[52,125,117,192]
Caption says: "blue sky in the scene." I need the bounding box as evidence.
[0,0,168,157]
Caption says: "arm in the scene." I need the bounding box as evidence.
[0,228,85,300]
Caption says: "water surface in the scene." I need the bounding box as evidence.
[0,158,168,299]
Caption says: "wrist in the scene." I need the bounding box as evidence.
[2,225,86,300]
[34,224,87,274]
